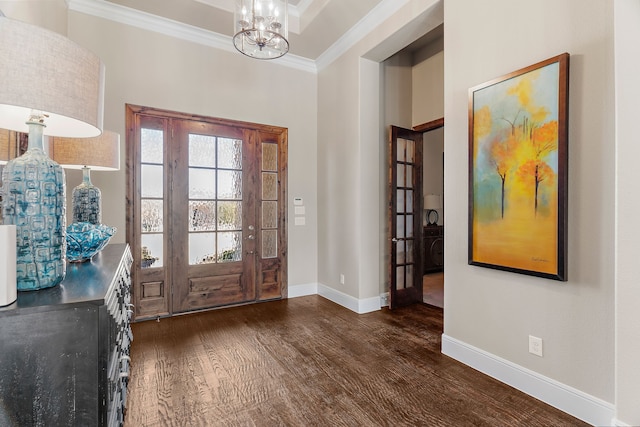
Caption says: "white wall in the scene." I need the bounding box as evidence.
[412,49,443,125]
[62,8,319,290]
[614,0,640,424]
[384,52,413,130]
[444,0,614,413]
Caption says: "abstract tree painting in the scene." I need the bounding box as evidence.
[468,53,569,281]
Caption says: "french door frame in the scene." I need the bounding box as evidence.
[126,105,288,321]
[388,125,424,309]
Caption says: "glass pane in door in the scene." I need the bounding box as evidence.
[390,131,422,306]
[261,142,279,260]
[188,134,243,265]
[189,200,216,231]
[189,232,215,264]
[140,128,164,269]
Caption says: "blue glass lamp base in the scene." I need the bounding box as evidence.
[72,182,102,225]
[0,123,67,291]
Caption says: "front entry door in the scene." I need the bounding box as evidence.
[127,105,287,320]
[388,126,424,309]
[171,121,255,312]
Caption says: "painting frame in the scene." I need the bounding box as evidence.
[468,53,569,281]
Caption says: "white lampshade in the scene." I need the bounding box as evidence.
[0,12,105,137]
[425,194,442,210]
[49,131,120,171]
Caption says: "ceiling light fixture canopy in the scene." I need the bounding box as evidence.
[233,0,289,60]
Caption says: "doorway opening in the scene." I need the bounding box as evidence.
[381,25,444,310]
[414,119,444,309]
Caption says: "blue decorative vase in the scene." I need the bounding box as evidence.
[72,167,101,224]
[0,121,66,291]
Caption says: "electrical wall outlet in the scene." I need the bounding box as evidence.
[529,335,543,357]
[340,274,345,285]
[380,292,389,307]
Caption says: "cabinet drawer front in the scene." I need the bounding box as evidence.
[423,226,441,237]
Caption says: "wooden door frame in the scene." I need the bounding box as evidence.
[126,104,288,320]
[388,125,424,309]
[413,117,444,133]
[387,118,444,310]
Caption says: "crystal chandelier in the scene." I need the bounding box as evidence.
[233,0,289,59]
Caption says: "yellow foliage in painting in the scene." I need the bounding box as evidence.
[507,78,533,109]
[530,106,550,123]
[506,69,550,123]
[533,120,558,147]
[490,133,518,176]
[474,105,492,140]
[516,159,556,188]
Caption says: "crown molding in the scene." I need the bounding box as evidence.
[66,0,316,73]
[67,0,413,74]
[315,0,409,71]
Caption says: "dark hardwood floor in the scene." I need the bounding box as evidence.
[423,272,444,308]
[124,295,586,426]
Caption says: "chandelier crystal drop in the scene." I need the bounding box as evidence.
[233,0,289,59]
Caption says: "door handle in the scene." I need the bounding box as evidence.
[247,234,255,240]
[391,238,398,242]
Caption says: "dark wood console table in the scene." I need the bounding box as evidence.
[0,243,133,426]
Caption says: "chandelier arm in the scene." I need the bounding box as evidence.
[252,0,257,25]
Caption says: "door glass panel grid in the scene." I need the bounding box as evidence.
[140,128,164,269]
[261,142,278,259]
[189,134,243,265]
[394,136,417,291]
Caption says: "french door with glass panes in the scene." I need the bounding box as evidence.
[388,125,423,309]
[126,105,287,320]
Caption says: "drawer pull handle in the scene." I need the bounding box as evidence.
[120,355,131,362]
[119,372,129,379]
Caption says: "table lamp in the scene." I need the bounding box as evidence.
[0,129,11,164]
[49,131,120,225]
[0,11,105,291]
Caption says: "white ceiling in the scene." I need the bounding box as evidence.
[103,0,394,60]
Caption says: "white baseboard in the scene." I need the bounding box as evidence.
[317,283,381,314]
[287,282,318,298]
[442,334,614,426]
[288,282,382,314]
[612,418,632,427]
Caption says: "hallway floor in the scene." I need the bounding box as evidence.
[423,271,444,308]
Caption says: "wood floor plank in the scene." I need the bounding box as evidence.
[124,296,587,426]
